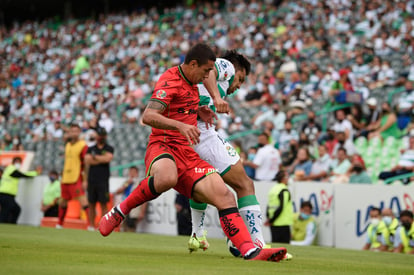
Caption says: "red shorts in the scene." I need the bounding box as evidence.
[145,141,216,198]
[61,175,85,200]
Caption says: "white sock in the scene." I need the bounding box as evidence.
[239,205,266,248]
[190,207,206,237]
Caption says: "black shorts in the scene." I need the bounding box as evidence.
[87,182,109,204]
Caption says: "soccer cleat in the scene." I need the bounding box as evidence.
[98,207,125,237]
[55,224,63,229]
[188,231,209,253]
[245,247,287,262]
[283,252,293,261]
[87,226,95,232]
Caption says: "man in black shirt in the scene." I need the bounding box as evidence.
[84,127,114,231]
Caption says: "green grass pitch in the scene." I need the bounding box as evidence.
[0,224,413,275]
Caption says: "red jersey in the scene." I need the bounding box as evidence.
[148,66,200,145]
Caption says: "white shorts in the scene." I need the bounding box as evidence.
[193,132,240,175]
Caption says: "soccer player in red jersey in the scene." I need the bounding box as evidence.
[99,43,287,261]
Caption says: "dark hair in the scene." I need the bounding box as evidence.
[129,166,139,172]
[300,201,313,210]
[337,147,347,155]
[184,43,216,66]
[370,207,381,215]
[49,170,58,176]
[274,170,287,182]
[12,157,22,163]
[70,122,81,129]
[221,50,251,75]
[259,132,269,139]
[400,210,414,219]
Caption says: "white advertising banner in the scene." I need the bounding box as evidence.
[334,184,414,250]
[294,182,335,247]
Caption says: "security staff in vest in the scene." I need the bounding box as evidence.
[362,207,389,251]
[393,210,414,254]
[84,127,114,231]
[381,208,399,251]
[291,201,317,246]
[265,170,293,243]
[0,157,40,224]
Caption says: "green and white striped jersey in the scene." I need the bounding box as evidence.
[197,58,235,113]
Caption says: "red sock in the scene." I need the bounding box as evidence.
[219,208,256,257]
[119,176,159,215]
[58,206,67,226]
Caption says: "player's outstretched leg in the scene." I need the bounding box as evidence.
[188,199,209,252]
[99,176,159,236]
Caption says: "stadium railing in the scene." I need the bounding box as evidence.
[383,172,414,185]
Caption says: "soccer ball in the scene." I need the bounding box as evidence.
[226,238,242,257]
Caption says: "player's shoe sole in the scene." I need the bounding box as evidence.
[98,207,124,237]
[246,247,287,262]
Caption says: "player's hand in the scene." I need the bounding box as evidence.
[179,123,200,145]
[213,97,230,114]
[198,105,218,130]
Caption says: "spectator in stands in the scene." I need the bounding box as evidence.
[122,99,141,124]
[363,207,389,252]
[0,157,41,224]
[265,170,293,244]
[379,135,414,184]
[289,147,313,181]
[291,201,317,246]
[243,132,281,181]
[303,144,332,182]
[368,102,401,140]
[228,116,246,134]
[329,68,354,103]
[98,110,114,133]
[301,111,322,144]
[348,155,372,184]
[114,166,148,232]
[381,208,399,251]
[332,130,357,157]
[253,102,286,132]
[329,147,352,183]
[393,210,414,254]
[347,105,368,139]
[41,170,61,217]
[332,109,354,142]
[278,120,299,154]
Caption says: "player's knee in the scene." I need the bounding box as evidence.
[155,173,177,190]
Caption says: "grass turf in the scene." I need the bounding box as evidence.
[0,224,413,275]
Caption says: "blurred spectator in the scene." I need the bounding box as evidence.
[368,102,401,140]
[265,170,293,244]
[41,170,61,217]
[329,147,352,183]
[363,207,389,252]
[393,210,414,254]
[228,116,246,134]
[278,120,299,154]
[332,130,357,157]
[303,144,332,182]
[122,100,141,124]
[365,97,381,131]
[301,111,322,144]
[379,135,414,184]
[347,105,368,139]
[289,147,313,181]
[242,146,257,179]
[98,111,114,133]
[348,155,372,184]
[291,201,317,246]
[332,109,354,142]
[244,132,281,181]
[253,103,286,132]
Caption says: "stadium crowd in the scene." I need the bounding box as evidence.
[0,0,414,185]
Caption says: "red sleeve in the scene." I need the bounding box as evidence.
[80,145,88,161]
[149,71,179,107]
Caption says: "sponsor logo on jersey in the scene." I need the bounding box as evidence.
[178,107,197,115]
[156,90,167,99]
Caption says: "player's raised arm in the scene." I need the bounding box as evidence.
[142,100,201,145]
[203,67,229,114]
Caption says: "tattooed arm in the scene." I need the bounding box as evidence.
[142,100,201,144]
